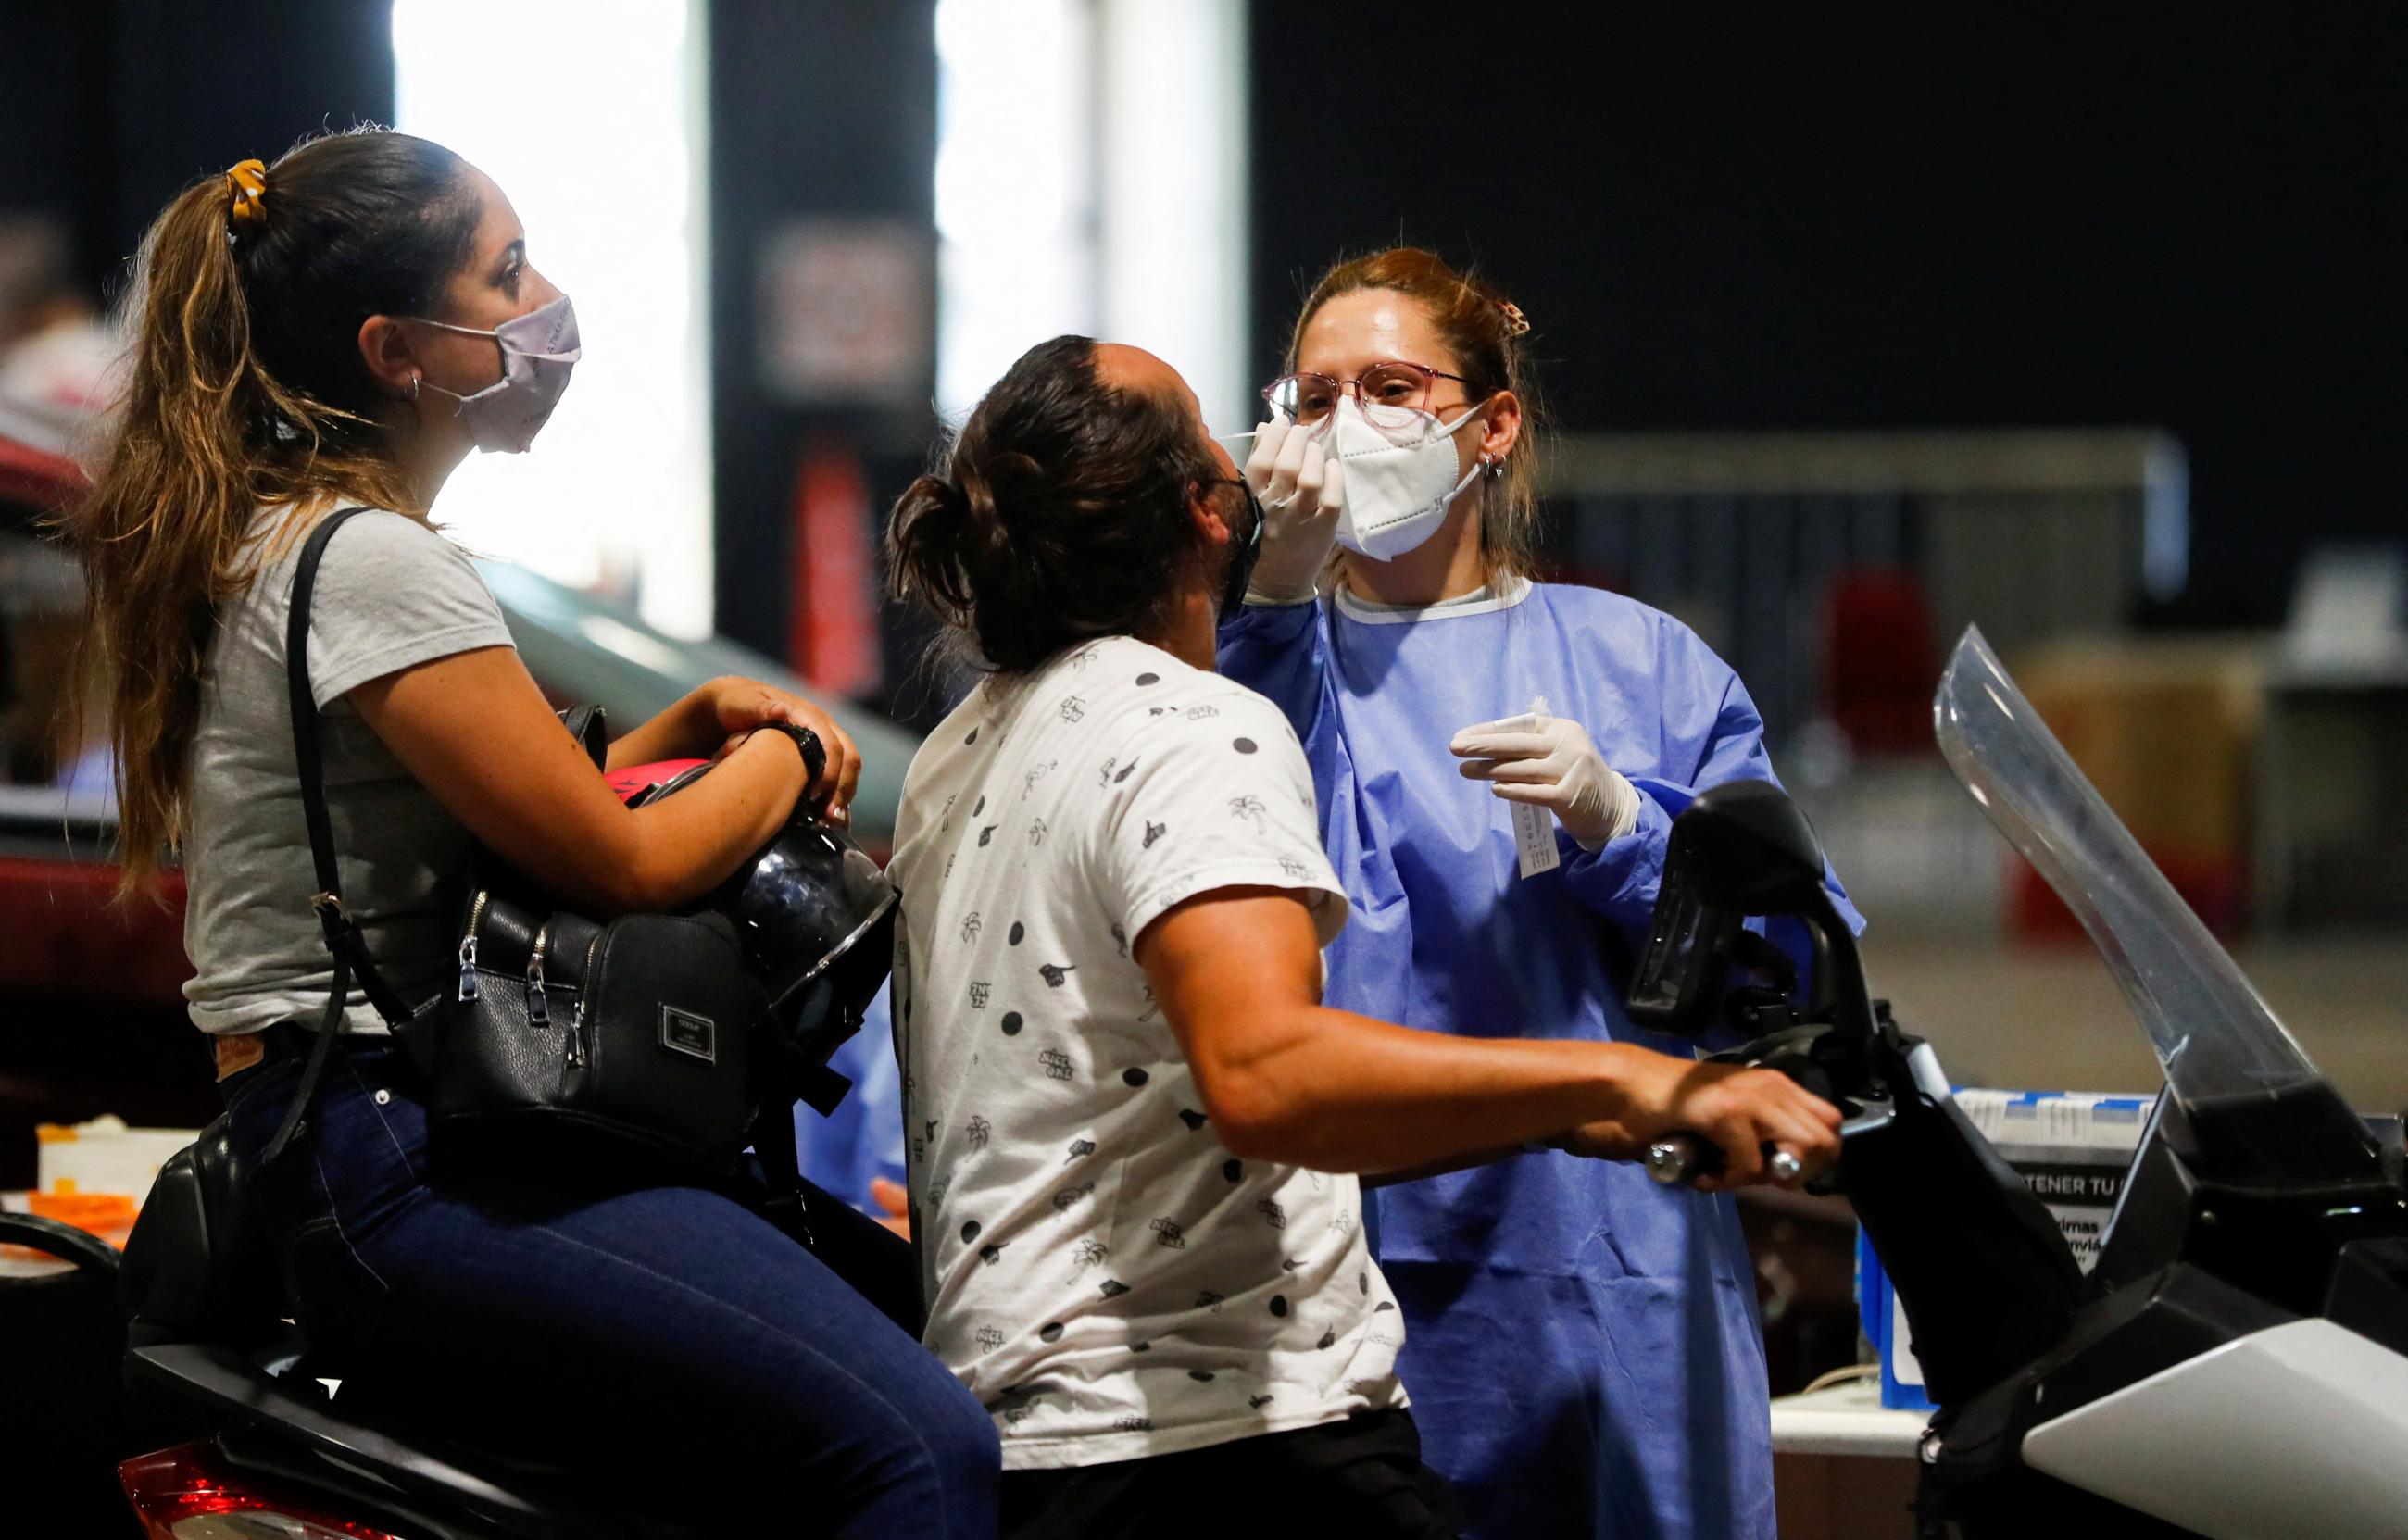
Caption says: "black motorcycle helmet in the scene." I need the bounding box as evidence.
[612,757,897,1108]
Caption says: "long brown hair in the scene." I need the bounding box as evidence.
[60,128,481,889]
[1287,246,1545,582]
[888,334,1223,673]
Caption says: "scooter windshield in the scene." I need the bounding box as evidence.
[1934,627,2378,1184]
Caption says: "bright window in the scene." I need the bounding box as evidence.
[935,0,1249,433]
[934,0,1097,422]
[392,0,714,636]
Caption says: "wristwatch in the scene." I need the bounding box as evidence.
[756,721,825,784]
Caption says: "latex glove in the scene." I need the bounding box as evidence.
[1240,408,1345,605]
[1449,710,1640,851]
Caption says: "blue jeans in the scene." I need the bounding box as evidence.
[220,1033,998,1538]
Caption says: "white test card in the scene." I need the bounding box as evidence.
[1513,799,1560,879]
[1507,697,1560,879]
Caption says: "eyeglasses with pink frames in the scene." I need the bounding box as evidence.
[1260,361,1479,426]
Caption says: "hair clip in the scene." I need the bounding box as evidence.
[1498,300,1531,339]
[226,159,269,229]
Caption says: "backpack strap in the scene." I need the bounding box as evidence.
[261,507,411,1163]
[752,1098,815,1247]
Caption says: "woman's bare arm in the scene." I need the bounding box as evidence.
[602,674,863,823]
[349,646,815,915]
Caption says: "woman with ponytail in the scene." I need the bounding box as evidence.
[66,130,997,1534]
[1214,250,1864,1540]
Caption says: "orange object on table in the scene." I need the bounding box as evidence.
[1,1191,140,1258]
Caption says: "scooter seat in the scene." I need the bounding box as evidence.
[119,1116,285,1349]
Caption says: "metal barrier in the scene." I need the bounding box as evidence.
[1536,429,2189,745]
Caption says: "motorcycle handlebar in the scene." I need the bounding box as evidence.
[1644,1133,1804,1187]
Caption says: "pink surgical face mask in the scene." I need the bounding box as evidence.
[409,293,581,454]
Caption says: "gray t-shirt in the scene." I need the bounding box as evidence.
[182,507,516,1037]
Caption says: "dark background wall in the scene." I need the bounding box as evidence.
[6,4,2402,638]
[0,0,395,301]
[1249,6,2408,626]
[706,0,938,681]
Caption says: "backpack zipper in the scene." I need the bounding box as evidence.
[458,889,492,1001]
[567,931,601,1068]
[525,920,552,1027]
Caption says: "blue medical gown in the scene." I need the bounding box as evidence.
[1218,582,1862,1540]
[789,983,908,1209]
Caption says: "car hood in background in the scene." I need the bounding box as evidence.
[475,558,917,840]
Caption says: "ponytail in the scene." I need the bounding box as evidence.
[888,468,987,627]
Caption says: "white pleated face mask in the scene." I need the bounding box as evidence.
[1323,395,1486,561]
[409,293,582,454]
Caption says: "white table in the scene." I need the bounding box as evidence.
[1771,1377,1932,1458]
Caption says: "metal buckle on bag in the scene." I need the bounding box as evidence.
[658,1006,718,1065]
[308,891,356,946]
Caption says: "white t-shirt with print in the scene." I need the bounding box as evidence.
[886,635,1409,1470]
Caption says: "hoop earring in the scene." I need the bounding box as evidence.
[406,374,421,406]
[1484,454,1506,482]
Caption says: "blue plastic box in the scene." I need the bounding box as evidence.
[1854,1088,2155,1410]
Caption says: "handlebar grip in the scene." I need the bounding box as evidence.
[1645,1135,1803,1186]
[1647,1133,1712,1184]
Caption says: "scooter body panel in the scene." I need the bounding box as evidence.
[129,1340,558,1530]
[2021,1317,2408,1540]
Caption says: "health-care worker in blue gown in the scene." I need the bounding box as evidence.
[1216,247,1863,1540]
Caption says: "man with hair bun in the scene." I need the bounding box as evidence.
[884,333,1839,1538]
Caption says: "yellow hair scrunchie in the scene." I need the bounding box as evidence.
[226,159,269,228]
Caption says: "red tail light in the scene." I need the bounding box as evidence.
[118,1442,408,1540]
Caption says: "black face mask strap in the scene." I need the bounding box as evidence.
[1217,478,1265,617]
